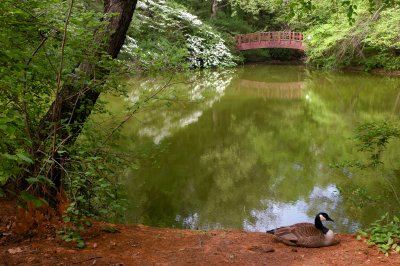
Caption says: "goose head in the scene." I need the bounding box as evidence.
[315,212,334,234]
[317,212,334,222]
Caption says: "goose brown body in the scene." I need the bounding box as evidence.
[267,213,340,248]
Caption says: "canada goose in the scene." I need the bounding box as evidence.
[267,212,340,248]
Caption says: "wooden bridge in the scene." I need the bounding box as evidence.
[235,31,304,51]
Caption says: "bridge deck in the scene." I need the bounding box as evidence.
[235,31,304,51]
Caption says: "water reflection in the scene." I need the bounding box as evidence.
[130,70,235,144]
[103,65,400,232]
[235,79,304,99]
[243,185,347,232]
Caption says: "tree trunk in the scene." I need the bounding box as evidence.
[32,0,138,204]
[211,0,218,19]
[38,0,137,141]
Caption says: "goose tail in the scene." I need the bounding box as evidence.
[266,229,276,234]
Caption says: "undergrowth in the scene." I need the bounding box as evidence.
[305,5,400,70]
[358,213,400,256]
[338,121,400,255]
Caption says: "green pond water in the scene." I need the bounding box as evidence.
[103,65,400,233]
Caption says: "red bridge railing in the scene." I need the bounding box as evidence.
[235,31,304,51]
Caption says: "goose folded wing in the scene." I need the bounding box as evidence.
[273,226,300,243]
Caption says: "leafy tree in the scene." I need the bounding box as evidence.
[305,3,400,70]
[0,0,138,208]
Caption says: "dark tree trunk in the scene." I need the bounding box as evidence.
[31,0,138,204]
[38,0,137,142]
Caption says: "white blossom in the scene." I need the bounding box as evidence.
[126,0,236,69]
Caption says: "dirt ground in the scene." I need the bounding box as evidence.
[1,198,399,266]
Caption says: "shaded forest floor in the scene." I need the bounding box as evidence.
[1,198,399,266]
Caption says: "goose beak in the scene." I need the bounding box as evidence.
[327,217,334,222]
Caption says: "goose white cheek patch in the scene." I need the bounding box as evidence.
[319,214,326,221]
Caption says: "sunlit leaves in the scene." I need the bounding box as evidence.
[304,2,400,70]
[364,7,400,50]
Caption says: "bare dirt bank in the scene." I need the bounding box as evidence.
[1,199,399,266]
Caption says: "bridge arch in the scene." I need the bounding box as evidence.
[235,31,304,51]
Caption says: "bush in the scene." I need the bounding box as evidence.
[305,5,400,70]
[358,213,400,256]
[122,0,237,70]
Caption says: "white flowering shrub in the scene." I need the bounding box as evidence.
[186,34,236,68]
[122,0,237,70]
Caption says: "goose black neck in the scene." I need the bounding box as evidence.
[315,215,329,234]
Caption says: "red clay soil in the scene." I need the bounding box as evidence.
[1,198,399,266]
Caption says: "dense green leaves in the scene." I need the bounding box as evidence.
[0,0,130,221]
[0,115,31,185]
[358,213,400,255]
[305,4,400,70]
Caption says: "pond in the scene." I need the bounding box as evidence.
[103,65,400,233]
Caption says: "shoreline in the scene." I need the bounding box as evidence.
[1,198,400,265]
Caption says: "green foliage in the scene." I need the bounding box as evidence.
[355,121,400,167]
[241,49,272,62]
[58,203,88,249]
[336,120,400,254]
[208,12,255,34]
[174,0,400,67]
[333,121,400,170]
[228,0,282,15]
[0,0,105,185]
[65,146,128,221]
[57,141,128,248]
[305,4,400,70]
[0,115,32,185]
[358,213,400,255]
[121,36,189,72]
[364,7,400,50]
[0,0,129,241]
[20,191,48,208]
[338,184,381,209]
